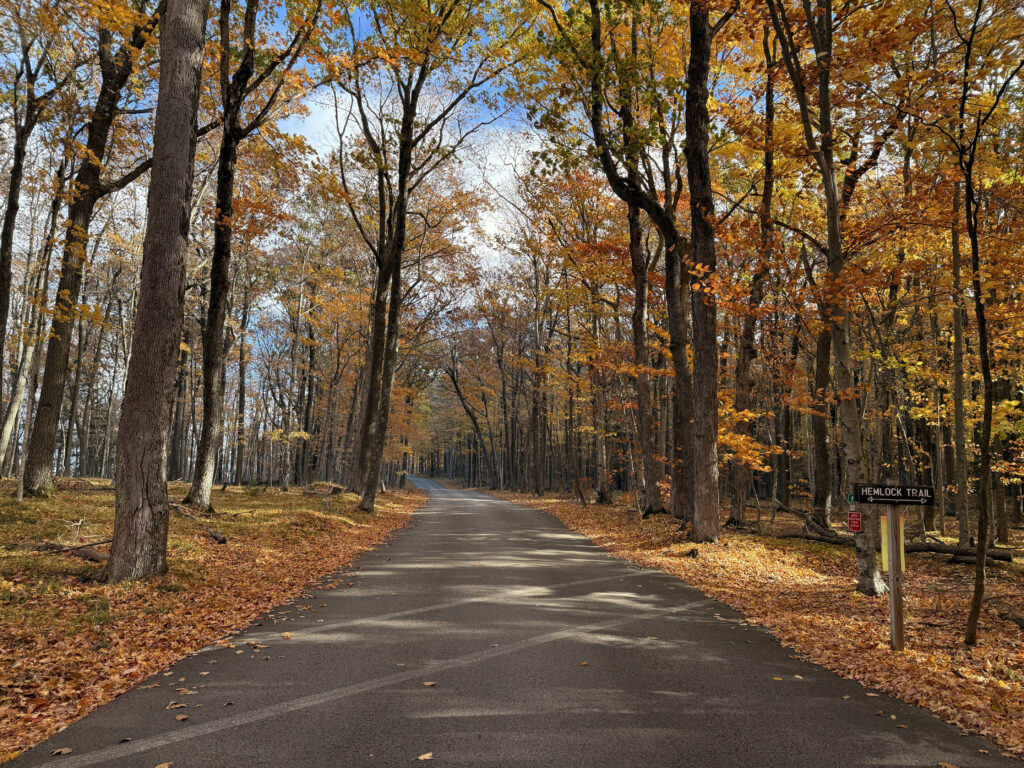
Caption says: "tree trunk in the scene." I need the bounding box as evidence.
[628,204,664,515]
[185,133,239,508]
[103,0,206,581]
[685,3,720,543]
[810,329,833,527]
[964,173,993,646]
[0,118,34,357]
[360,259,403,510]
[950,182,971,547]
[234,299,249,485]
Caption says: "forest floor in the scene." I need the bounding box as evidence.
[485,488,1024,760]
[0,478,422,762]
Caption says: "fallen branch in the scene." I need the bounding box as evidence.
[35,540,110,562]
[171,504,227,545]
[905,541,1014,562]
[949,554,1008,566]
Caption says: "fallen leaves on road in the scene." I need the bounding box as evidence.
[497,491,1024,759]
[0,480,423,761]
[418,752,434,760]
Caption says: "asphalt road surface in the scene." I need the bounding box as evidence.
[11,478,1016,767]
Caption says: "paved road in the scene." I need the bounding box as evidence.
[12,479,1016,767]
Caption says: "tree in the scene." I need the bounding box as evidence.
[0,0,79,356]
[103,0,210,580]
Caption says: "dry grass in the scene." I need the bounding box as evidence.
[0,479,423,762]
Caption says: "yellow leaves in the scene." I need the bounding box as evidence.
[418,752,433,760]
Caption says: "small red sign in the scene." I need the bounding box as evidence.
[848,512,862,532]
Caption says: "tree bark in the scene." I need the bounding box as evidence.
[628,203,665,515]
[184,132,239,508]
[950,182,971,547]
[103,0,207,581]
[685,1,721,543]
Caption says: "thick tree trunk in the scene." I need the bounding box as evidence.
[685,4,720,543]
[103,0,206,581]
[360,260,403,510]
[350,270,391,489]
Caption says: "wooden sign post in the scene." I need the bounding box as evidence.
[854,484,934,652]
[885,505,904,651]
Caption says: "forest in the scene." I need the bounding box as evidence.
[1,0,1024,759]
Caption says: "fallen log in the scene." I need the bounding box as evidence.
[985,597,1024,630]
[776,533,1015,564]
[36,540,110,562]
[948,555,1007,566]
[905,541,1014,562]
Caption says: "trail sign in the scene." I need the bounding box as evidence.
[847,511,862,532]
[854,484,934,506]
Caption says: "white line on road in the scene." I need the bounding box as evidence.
[32,598,716,768]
